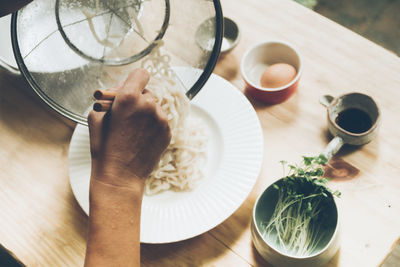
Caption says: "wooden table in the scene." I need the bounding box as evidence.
[1,0,400,266]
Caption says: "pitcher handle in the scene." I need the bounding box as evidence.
[321,136,344,162]
[319,95,334,107]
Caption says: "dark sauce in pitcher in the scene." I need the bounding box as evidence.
[335,108,373,134]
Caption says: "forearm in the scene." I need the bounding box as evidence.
[85,68,170,266]
[85,177,145,267]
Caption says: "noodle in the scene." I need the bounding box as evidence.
[94,6,209,195]
[82,9,116,48]
[141,42,208,195]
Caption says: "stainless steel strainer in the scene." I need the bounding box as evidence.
[55,0,170,65]
[7,0,223,124]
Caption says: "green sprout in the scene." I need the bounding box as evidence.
[262,154,340,256]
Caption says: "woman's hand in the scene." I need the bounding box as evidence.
[85,68,171,267]
[88,68,171,189]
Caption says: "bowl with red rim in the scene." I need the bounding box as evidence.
[240,41,302,104]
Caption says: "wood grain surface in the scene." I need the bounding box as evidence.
[1,0,400,266]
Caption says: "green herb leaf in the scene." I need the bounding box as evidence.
[316,154,328,165]
[303,156,314,166]
[333,190,341,197]
[264,155,342,256]
[315,168,324,177]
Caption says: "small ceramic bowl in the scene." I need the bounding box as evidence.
[220,17,240,54]
[195,17,240,55]
[241,41,302,104]
[251,178,340,267]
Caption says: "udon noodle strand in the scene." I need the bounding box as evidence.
[141,42,208,195]
[99,19,208,195]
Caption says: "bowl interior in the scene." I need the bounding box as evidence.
[254,178,338,257]
[195,17,239,54]
[243,42,301,89]
[329,93,380,134]
[223,17,239,44]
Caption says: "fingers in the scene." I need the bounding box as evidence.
[155,103,171,144]
[141,89,154,102]
[93,100,113,112]
[112,80,125,91]
[153,97,168,123]
[92,68,165,123]
[89,79,124,158]
[120,68,150,96]
[88,110,106,158]
[145,90,171,144]
[112,68,150,112]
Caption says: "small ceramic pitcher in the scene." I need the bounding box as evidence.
[320,92,381,161]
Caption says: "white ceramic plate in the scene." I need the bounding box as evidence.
[68,70,264,243]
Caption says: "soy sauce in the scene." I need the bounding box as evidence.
[335,108,372,134]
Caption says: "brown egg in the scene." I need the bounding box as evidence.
[260,63,297,88]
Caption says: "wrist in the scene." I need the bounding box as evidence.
[91,159,147,186]
[89,176,145,207]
